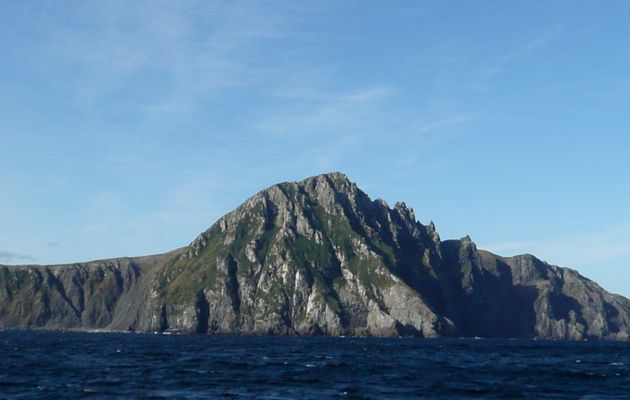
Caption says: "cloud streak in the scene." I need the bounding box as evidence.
[483,225,630,269]
[472,23,566,87]
[0,251,35,263]
[256,85,395,138]
[36,1,296,122]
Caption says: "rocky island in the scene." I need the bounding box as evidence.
[1,172,629,340]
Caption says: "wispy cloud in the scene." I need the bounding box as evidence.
[0,251,35,263]
[475,24,566,81]
[256,85,395,139]
[410,112,478,135]
[483,225,630,269]
[250,76,479,175]
[36,1,296,122]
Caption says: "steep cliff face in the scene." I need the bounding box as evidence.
[440,238,630,340]
[1,172,629,339]
[0,252,179,331]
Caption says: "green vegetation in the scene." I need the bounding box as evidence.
[289,236,331,268]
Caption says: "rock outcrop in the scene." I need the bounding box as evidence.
[2,172,629,339]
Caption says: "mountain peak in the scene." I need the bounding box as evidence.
[309,171,349,181]
[295,171,355,194]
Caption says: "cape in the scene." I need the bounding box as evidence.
[2,172,629,339]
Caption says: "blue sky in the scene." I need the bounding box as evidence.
[1,1,630,296]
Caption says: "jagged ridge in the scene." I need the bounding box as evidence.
[1,172,629,340]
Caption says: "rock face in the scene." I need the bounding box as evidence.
[2,172,630,339]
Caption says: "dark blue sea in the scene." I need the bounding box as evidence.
[1,331,629,399]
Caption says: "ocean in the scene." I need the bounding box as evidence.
[1,331,629,399]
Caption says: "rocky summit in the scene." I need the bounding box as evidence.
[1,173,629,340]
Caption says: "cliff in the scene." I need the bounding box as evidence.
[2,173,629,339]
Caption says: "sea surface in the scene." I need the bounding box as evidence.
[1,331,629,399]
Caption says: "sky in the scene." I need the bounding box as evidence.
[1,1,630,296]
